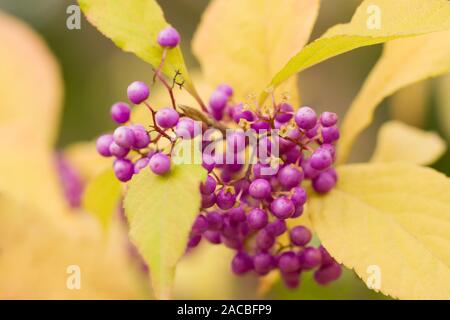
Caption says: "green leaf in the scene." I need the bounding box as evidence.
[260,0,450,103]
[124,163,206,299]
[78,0,196,95]
[309,163,450,299]
[83,169,122,228]
[338,29,450,163]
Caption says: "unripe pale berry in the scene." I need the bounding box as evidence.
[113,159,134,182]
[111,102,131,124]
[113,126,135,148]
[249,178,271,199]
[157,26,180,48]
[127,81,149,105]
[96,134,114,157]
[149,152,171,175]
[295,106,317,130]
[155,107,179,129]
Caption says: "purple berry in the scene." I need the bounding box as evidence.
[290,226,312,246]
[295,106,317,130]
[191,215,208,235]
[113,159,134,182]
[292,205,304,218]
[205,211,223,230]
[129,124,150,149]
[200,175,217,195]
[229,206,246,223]
[278,251,300,273]
[202,153,216,172]
[266,220,287,237]
[247,208,268,230]
[110,102,131,124]
[251,121,271,131]
[310,148,333,170]
[217,84,233,97]
[248,178,271,199]
[149,152,171,175]
[314,262,342,285]
[187,235,202,248]
[256,229,275,251]
[277,165,303,189]
[320,112,338,127]
[319,245,335,267]
[96,134,114,157]
[134,157,149,173]
[109,142,129,158]
[282,145,302,164]
[127,81,149,105]
[155,107,179,129]
[204,230,221,244]
[291,187,307,207]
[113,126,135,148]
[305,124,319,139]
[281,271,301,289]
[275,103,294,123]
[175,117,197,139]
[226,130,246,153]
[318,143,336,160]
[254,253,275,275]
[312,171,337,194]
[301,158,319,179]
[157,26,180,48]
[209,90,228,112]
[270,197,295,219]
[299,247,322,269]
[216,189,236,210]
[321,126,340,143]
[201,193,216,209]
[231,252,253,275]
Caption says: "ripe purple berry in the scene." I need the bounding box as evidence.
[270,197,295,219]
[191,215,208,235]
[113,159,134,182]
[312,171,337,194]
[187,235,202,248]
[96,134,114,157]
[278,251,300,273]
[321,125,340,143]
[155,107,179,129]
[247,208,268,230]
[295,106,317,130]
[209,90,228,112]
[175,117,197,139]
[113,126,135,148]
[255,229,275,251]
[253,253,275,275]
[248,178,271,199]
[201,193,216,209]
[157,26,180,48]
[204,230,221,244]
[277,165,303,189]
[231,252,253,275]
[149,152,171,175]
[109,142,129,158]
[200,175,217,195]
[291,187,307,207]
[299,247,322,269]
[266,220,287,237]
[110,102,131,124]
[129,124,150,149]
[134,157,149,173]
[275,103,294,123]
[314,262,342,285]
[229,206,246,223]
[216,189,236,210]
[320,112,338,127]
[127,81,150,105]
[290,226,312,246]
[217,84,233,97]
[310,148,333,170]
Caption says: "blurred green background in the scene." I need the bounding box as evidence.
[1,0,448,299]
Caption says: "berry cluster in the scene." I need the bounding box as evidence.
[96,26,342,289]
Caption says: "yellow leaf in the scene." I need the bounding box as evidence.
[0,11,63,147]
[262,0,450,104]
[371,121,446,165]
[338,29,450,163]
[78,0,198,97]
[83,169,122,229]
[193,0,320,103]
[309,163,450,299]
[124,163,206,299]
[0,196,148,299]
[437,74,450,140]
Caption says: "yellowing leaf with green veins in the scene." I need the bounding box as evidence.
[338,29,450,163]
[83,169,122,228]
[78,0,197,96]
[193,0,320,104]
[124,163,206,299]
[309,163,450,300]
[437,74,450,140]
[261,0,450,104]
[370,121,446,165]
